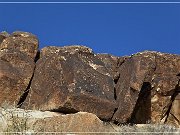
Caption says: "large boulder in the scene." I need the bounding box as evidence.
[0,108,120,133]
[113,51,180,127]
[23,46,116,120]
[1,108,179,133]
[112,51,156,123]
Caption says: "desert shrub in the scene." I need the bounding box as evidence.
[115,124,179,135]
[0,102,32,135]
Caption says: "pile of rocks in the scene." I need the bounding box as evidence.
[0,31,179,132]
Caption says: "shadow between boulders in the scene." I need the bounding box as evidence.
[49,107,79,114]
[128,82,152,124]
[17,50,40,108]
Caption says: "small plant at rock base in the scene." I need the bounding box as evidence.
[0,102,31,134]
[4,110,29,134]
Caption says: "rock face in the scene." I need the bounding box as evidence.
[113,52,156,123]
[0,31,38,107]
[166,93,180,126]
[0,31,180,128]
[150,53,180,126]
[96,53,126,80]
[23,46,116,120]
[113,51,180,127]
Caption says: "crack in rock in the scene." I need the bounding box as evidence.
[17,65,36,108]
[162,79,180,123]
[17,50,40,108]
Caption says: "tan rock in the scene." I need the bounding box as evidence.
[0,108,118,133]
[33,112,118,133]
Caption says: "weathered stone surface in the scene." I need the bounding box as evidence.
[0,31,39,59]
[154,52,180,75]
[113,51,180,127]
[150,53,180,125]
[0,49,35,106]
[0,30,180,128]
[23,46,116,120]
[113,51,156,123]
[32,112,118,133]
[40,46,111,77]
[96,53,128,80]
[166,93,180,127]
[0,108,120,133]
[40,45,93,58]
[1,108,179,133]
[152,75,179,96]
[0,31,9,44]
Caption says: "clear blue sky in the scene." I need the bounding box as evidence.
[0,1,180,56]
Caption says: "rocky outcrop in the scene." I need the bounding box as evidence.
[0,31,179,129]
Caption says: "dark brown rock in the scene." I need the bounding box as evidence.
[0,49,35,106]
[0,31,39,59]
[152,75,179,96]
[96,53,128,81]
[154,52,180,75]
[40,46,112,77]
[1,30,179,128]
[112,51,156,123]
[150,53,180,125]
[150,75,179,124]
[23,46,116,120]
[113,51,180,127]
